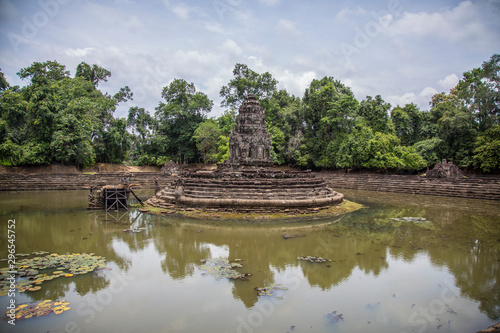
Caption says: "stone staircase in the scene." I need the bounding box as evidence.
[146,171,343,211]
[0,173,172,191]
[323,173,500,200]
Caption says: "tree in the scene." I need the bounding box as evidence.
[220,63,278,110]
[0,61,128,168]
[17,60,69,84]
[193,119,220,163]
[456,54,500,132]
[473,124,500,172]
[215,110,236,163]
[155,79,212,163]
[391,104,423,146]
[265,90,302,165]
[301,76,358,168]
[127,106,156,162]
[75,62,111,88]
[0,69,9,91]
[357,95,394,134]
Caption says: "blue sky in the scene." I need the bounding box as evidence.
[1,0,499,118]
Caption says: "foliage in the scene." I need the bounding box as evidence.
[473,124,500,172]
[2,56,499,173]
[154,79,212,164]
[357,95,394,134]
[220,63,278,110]
[301,76,358,168]
[391,103,423,146]
[0,61,129,168]
[193,119,221,163]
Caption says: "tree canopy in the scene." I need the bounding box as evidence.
[1,54,499,173]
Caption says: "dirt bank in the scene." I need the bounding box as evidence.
[0,163,160,174]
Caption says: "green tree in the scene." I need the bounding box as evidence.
[301,76,359,168]
[75,62,111,88]
[473,124,500,172]
[391,103,423,146]
[357,95,394,134]
[456,54,500,131]
[0,69,9,91]
[193,119,221,163]
[155,79,212,163]
[127,106,156,162]
[265,90,302,165]
[94,118,131,164]
[0,61,128,167]
[220,63,278,110]
[215,110,236,163]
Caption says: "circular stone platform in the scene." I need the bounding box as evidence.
[146,168,344,213]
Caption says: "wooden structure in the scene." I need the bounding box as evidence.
[88,182,144,211]
[104,188,129,211]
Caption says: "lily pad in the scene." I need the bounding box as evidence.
[254,284,289,299]
[6,299,71,320]
[0,252,107,295]
[199,258,251,280]
[297,256,331,263]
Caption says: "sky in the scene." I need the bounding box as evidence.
[1,0,499,118]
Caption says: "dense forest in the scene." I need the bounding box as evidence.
[0,55,499,173]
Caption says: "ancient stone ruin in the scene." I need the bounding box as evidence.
[146,94,343,214]
[226,93,273,168]
[426,159,465,178]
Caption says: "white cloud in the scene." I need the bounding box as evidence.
[222,39,242,56]
[259,0,280,7]
[387,92,417,107]
[336,6,367,20]
[386,1,495,47]
[205,22,227,34]
[63,47,95,57]
[277,19,299,35]
[277,70,316,97]
[420,86,438,100]
[438,74,459,90]
[172,3,191,19]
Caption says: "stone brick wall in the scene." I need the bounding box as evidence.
[322,173,500,200]
[0,173,172,191]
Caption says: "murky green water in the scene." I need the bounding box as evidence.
[0,189,499,333]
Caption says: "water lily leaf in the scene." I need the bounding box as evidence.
[28,286,41,292]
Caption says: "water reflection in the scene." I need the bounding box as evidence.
[0,189,499,332]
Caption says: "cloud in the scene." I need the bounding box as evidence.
[438,74,459,91]
[259,0,280,7]
[276,70,316,97]
[277,19,299,35]
[222,39,242,56]
[387,86,439,109]
[63,47,95,57]
[172,3,191,19]
[336,6,367,20]
[420,86,438,100]
[205,22,227,34]
[386,1,496,47]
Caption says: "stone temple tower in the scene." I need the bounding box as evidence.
[227,94,273,167]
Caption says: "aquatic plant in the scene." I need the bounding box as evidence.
[5,299,70,320]
[199,258,251,280]
[0,252,106,296]
[254,284,288,299]
[297,256,331,263]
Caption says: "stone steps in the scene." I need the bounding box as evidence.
[323,174,500,200]
[0,173,172,191]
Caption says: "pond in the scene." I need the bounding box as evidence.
[0,189,499,333]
